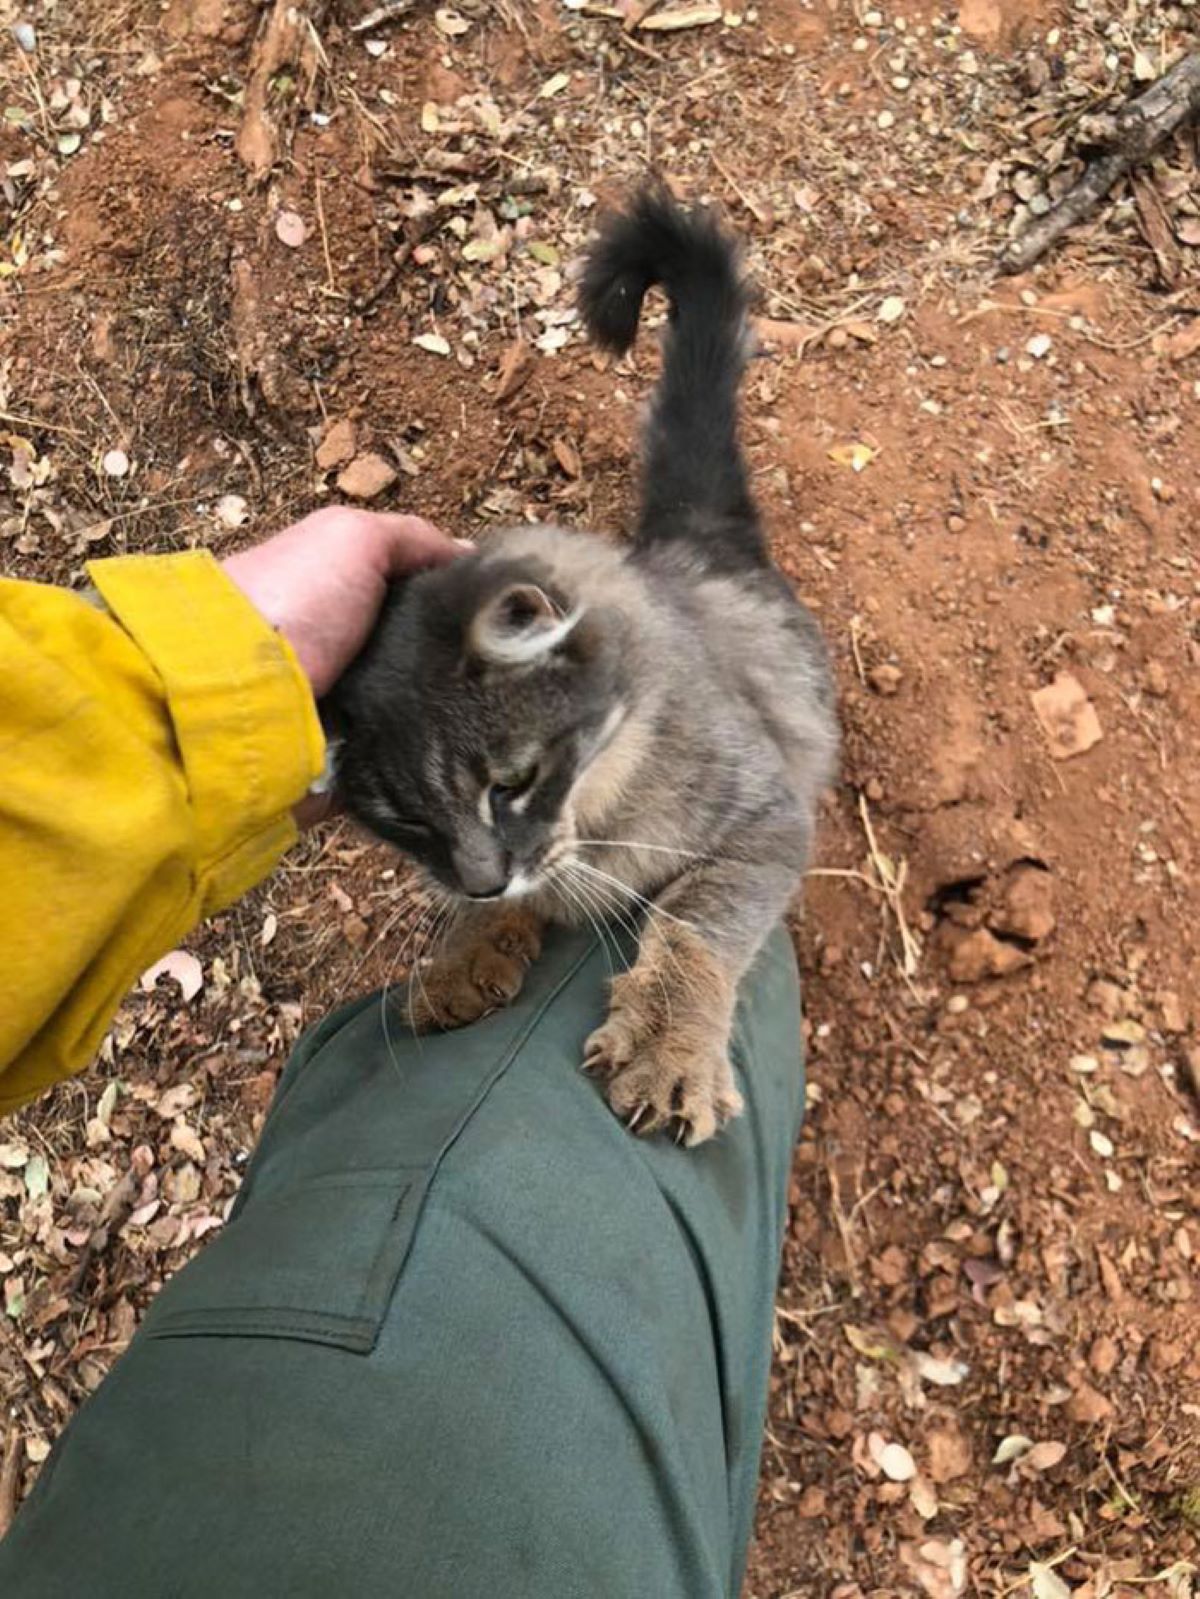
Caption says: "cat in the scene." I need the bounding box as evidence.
[323,186,837,1145]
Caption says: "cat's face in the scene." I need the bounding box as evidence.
[325,552,629,901]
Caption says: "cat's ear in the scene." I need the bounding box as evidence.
[469,582,580,666]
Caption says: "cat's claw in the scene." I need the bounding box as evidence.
[583,1011,743,1147]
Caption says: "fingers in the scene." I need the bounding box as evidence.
[366,512,465,576]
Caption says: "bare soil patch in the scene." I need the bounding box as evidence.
[2,1,1198,1591]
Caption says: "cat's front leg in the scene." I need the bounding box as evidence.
[406,904,543,1031]
[583,859,800,1145]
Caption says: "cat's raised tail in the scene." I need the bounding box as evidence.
[579,185,769,572]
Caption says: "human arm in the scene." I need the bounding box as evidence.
[0,507,455,1112]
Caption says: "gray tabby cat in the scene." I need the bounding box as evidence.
[324,187,837,1144]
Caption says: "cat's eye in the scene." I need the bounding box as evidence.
[488,768,538,816]
[390,817,434,841]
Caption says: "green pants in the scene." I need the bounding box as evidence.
[0,928,804,1597]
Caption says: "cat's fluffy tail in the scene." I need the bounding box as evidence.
[579,185,767,569]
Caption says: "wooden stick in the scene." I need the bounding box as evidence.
[999,51,1200,276]
[0,1425,22,1539]
[348,0,415,33]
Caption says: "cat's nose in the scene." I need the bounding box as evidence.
[452,846,511,900]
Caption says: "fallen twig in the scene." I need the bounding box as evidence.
[69,1156,146,1294]
[349,0,416,33]
[999,51,1200,275]
[0,1425,21,1538]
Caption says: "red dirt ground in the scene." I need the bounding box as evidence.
[2,2,1198,1593]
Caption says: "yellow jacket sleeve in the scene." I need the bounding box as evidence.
[0,551,325,1113]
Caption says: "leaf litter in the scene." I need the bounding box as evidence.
[1,0,1199,1589]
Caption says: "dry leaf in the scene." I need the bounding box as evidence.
[844,1325,896,1360]
[1030,673,1103,760]
[215,493,249,529]
[912,1352,969,1387]
[495,340,536,402]
[910,1475,939,1519]
[274,210,307,249]
[552,437,581,478]
[872,1437,917,1482]
[434,6,471,35]
[170,1121,206,1164]
[141,950,204,1002]
[993,1434,1034,1465]
[1029,1562,1072,1599]
[155,1083,198,1119]
[23,1153,48,1200]
[413,332,452,357]
[828,442,877,473]
[1024,1439,1067,1472]
[1101,1018,1145,1046]
[97,1081,118,1127]
[639,3,722,30]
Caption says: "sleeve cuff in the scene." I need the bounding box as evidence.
[88,550,325,910]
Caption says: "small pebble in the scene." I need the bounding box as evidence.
[101,448,129,478]
[995,347,1010,364]
[1026,333,1053,359]
[215,493,249,530]
[1143,660,1168,697]
[947,995,969,1015]
[877,109,896,130]
[869,663,903,695]
[12,21,36,51]
[863,8,883,23]
[947,514,966,534]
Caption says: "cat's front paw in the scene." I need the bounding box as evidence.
[584,1001,743,1147]
[406,910,542,1032]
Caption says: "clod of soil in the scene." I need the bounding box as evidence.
[336,452,398,501]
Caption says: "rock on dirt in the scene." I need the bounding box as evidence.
[1031,672,1104,760]
[337,452,398,501]
[943,926,1033,983]
[316,417,358,472]
[988,865,1055,943]
[868,663,903,696]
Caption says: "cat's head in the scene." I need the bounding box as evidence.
[323,547,631,901]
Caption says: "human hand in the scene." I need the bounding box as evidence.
[223,505,461,698]
[222,506,463,826]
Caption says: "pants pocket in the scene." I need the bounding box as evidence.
[144,1169,424,1353]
